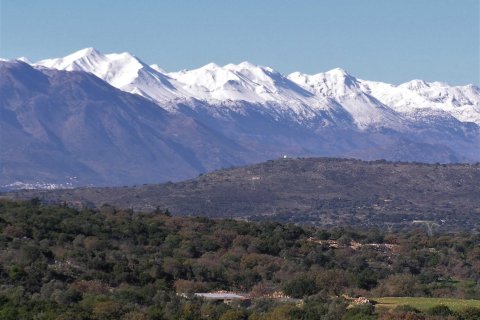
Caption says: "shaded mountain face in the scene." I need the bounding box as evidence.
[7,158,480,231]
[0,61,252,187]
[1,48,480,188]
[34,49,480,157]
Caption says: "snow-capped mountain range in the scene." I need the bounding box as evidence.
[1,48,479,188]
[34,48,480,127]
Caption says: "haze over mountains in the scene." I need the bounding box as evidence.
[1,48,480,188]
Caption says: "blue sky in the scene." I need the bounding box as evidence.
[1,0,478,85]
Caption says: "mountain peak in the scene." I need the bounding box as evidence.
[287,68,352,80]
[325,68,350,77]
[201,62,220,69]
[27,48,480,127]
[34,47,107,71]
[237,61,258,68]
[400,79,430,90]
[16,57,32,64]
[108,51,138,60]
[68,47,103,60]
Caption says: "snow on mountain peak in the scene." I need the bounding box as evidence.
[164,61,310,104]
[16,57,32,64]
[325,67,349,77]
[35,47,142,72]
[288,68,360,97]
[201,62,221,69]
[237,61,260,69]
[33,48,186,102]
[24,48,480,126]
[35,47,107,71]
[74,47,101,57]
[400,79,430,90]
[71,47,102,60]
[150,64,166,73]
[324,68,356,84]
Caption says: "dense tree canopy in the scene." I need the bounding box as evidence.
[0,199,479,319]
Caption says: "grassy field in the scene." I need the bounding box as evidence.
[373,297,480,312]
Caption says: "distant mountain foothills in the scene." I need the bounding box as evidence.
[6,158,480,232]
[1,48,480,188]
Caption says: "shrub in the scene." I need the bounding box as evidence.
[342,303,376,320]
[458,306,480,320]
[426,304,452,317]
[283,274,317,298]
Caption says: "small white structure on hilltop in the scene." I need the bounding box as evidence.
[283,155,288,159]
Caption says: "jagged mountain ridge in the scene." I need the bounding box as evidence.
[33,48,480,158]
[34,48,480,127]
[34,48,480,160]
[1,48,480,187]
[0,61,255,187]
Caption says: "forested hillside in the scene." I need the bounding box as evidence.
[1,200,480,319]
[8,158,480,231]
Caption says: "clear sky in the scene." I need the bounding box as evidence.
[1,0,478,85]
